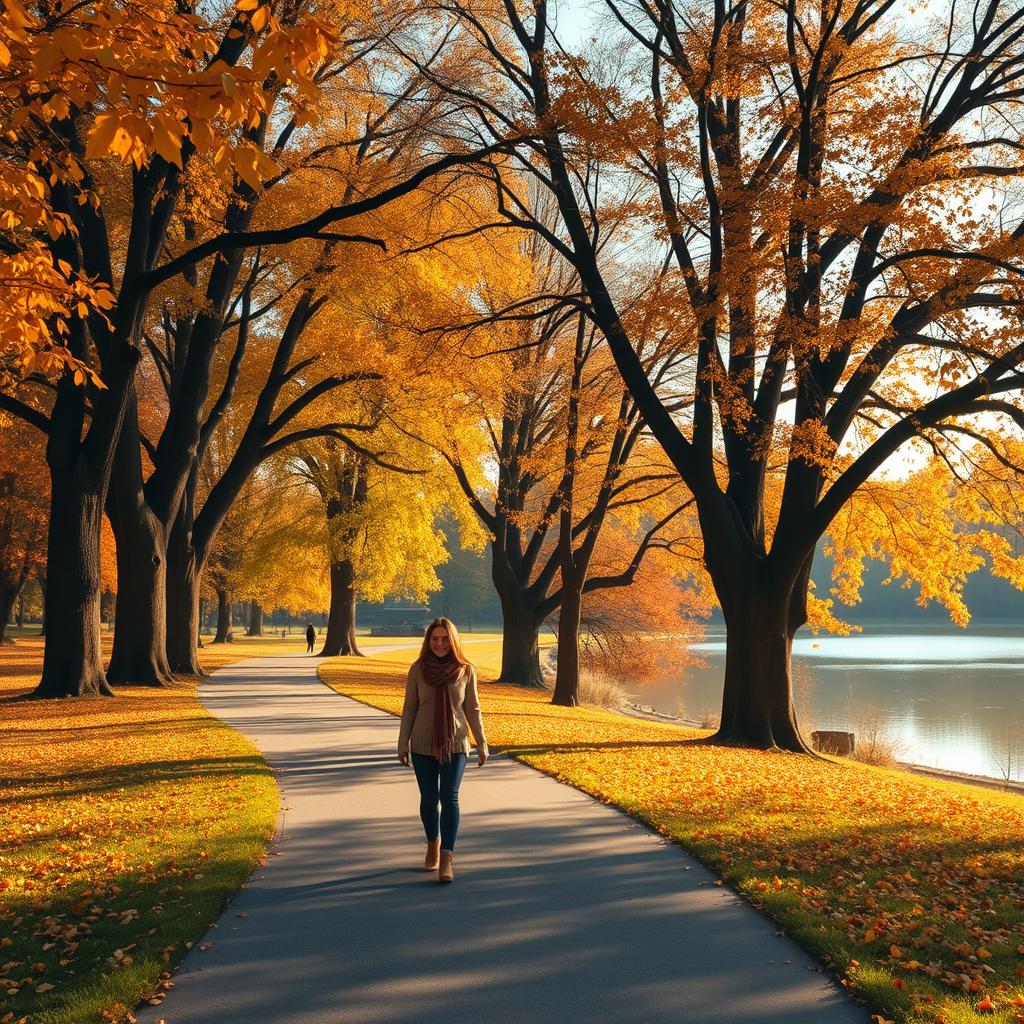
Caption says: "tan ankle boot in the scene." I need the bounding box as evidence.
[424,838,441,871]
[438,849,454,883]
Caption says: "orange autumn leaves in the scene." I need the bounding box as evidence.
[0,637,277,1023]
[0,0,336,380]
[321,653,1024,1024]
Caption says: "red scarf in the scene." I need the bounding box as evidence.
[421,653,463,763]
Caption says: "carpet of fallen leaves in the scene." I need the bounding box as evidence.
[0,634,290,1024]
[321,650,1024,1024]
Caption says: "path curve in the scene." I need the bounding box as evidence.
[136,654,870,1024]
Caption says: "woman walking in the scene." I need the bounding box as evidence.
[398,617,488,882]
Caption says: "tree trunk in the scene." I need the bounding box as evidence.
[318,559,362,656]
[167,563,202,669]
[550,583,583,706]
[37,574,46,637]
[34,480,113,698]
[213,588,234,643]
[106,506,173,687]
[15,590,24,628]
[496,595,544,687]
[166,497,203,673]
[711,580,810,752]
[0,582,17,645]
[246,601,263,636]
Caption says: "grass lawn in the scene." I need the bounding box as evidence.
[320,646,1024,1024]
[0,633,297,1024]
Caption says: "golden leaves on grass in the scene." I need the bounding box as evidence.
[0,637,279,1022]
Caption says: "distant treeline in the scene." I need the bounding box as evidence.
[370,533,1024,633]
[227,525,1024,634]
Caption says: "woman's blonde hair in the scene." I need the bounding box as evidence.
[418,616,470,666]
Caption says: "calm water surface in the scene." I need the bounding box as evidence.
[631,624,1024,782]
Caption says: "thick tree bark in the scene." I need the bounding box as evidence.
[702,521,811,752]
[713,593,808,751]
[31,266,139,702]
[106,388,174,686]
[213,588,234,643]
[0,582,17,645]
[318,559,362,656]
[37,574,46,637]
[107,501,173,686]
[489,538,545,687]
[550,583,583,706]
[166,556,203,672]
[166,551,203,671]
[246,601,263,636]
[166,481,204,674]
[35,479,113,697]
[496,589,544,687]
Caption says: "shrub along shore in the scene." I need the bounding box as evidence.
[320,645,1024,1024]
[0,635,283,1024]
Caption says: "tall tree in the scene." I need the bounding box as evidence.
[103,3,487,686]
[0,0,505,697]
[427,0,1024,747]
[426,229,692,692]
[298,446,370,656]
[0,418,47,643]
[1,0,348,696]
[295,409,469,657]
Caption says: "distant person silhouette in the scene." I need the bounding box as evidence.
[306,624,316,654]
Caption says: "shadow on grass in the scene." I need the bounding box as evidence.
[0,716,208,738]
[0,755,270,805]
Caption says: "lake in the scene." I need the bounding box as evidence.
[630,624,1024,782]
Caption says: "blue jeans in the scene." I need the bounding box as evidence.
[411,752,468,851]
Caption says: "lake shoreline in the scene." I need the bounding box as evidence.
[620,699,1024,795]
[899,761,1024,796]
[640,624,1024,783]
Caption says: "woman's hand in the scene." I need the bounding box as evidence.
[398,750,410,767]
[477,747,488,767]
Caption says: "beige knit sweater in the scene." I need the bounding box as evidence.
[397,660,488,758]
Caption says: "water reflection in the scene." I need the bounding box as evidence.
[631,624,1024,782]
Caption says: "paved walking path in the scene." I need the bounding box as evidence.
[137,654,869,1024]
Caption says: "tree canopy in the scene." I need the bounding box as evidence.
[2,0,1024,752]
